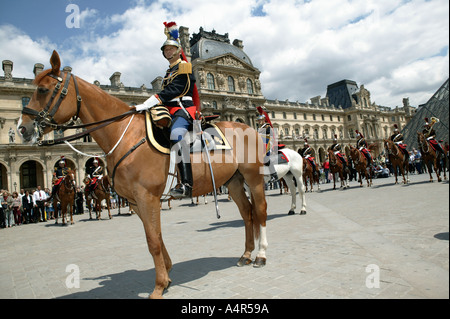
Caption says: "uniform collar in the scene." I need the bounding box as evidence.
[169,58,182,68]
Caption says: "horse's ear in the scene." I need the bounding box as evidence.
[50,50,61,75]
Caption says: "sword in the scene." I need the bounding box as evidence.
[194,118,220,219]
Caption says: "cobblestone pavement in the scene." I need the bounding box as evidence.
[0,173,448,299]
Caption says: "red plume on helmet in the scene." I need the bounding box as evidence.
[163,21,201,115]
[256,106,273,127]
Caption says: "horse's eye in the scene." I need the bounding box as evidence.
[38,87,49,94]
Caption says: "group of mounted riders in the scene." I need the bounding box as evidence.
[257,113,447,184]
[43,19,447,203]
[47,156,104,204]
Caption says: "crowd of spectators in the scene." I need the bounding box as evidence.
[0,186,127,229]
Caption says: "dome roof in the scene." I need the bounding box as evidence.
[190,36,253,66]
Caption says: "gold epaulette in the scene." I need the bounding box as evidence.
[178,62,192,74]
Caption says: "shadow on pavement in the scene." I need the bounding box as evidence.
[57,256,237,299]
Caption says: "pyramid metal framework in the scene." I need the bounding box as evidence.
[402,78,449,150]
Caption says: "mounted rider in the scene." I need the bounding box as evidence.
[329,134,348,169]
[422,117,445,155]
[135,22,199,199]
[256,106,279,182]
[300,139,318,174]
[86,158,104,198]
[389,124,408,156]
[48,156,69,201]
[355,130,372,164]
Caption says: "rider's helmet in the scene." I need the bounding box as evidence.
[333,134,338,142]
[59,156,66,166]
[393,124,399,132]
[161,22,182,58]
[93,157,99,165]
[257,115,266,121]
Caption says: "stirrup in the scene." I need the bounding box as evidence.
[170,183,192,199]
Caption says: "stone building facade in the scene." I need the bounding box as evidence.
[0,26,415,192]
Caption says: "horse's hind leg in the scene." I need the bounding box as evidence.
[227,173,255,266]
[284,175,297,215]
[243,170,268,268]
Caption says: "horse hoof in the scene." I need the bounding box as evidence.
[237,256,253,267]
[300,210,307,215]
[253,257,266,268]
[288,210,295,215]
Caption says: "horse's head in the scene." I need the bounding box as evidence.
[64,169,77,189]
[17,50,80,144]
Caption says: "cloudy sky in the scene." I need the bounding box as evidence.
[0,0,448,108]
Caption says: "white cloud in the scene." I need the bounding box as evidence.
[0,0,448,107]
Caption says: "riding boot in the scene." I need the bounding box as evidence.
[170,161,193,199]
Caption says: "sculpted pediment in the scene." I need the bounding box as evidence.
[208,54,256,71]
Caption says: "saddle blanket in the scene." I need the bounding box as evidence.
[145,112,233,201]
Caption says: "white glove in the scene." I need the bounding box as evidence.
[135,95,160,112]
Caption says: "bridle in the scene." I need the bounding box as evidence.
[63,172,76,192]
[22,71,82,136]
[21,70,139,147]
[385,140,399,157]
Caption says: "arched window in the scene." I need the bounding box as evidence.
[228,76,235,92]
[207,73,215,90]
[246,78,254,94]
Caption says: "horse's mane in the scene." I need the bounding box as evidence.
[32,69,53,85]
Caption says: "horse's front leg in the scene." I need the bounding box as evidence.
[54,200,59,224]
[69,202,74,225]
[434,159,442,182]
[135,194,171,299]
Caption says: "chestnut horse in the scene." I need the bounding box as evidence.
[327,149,349,189]
[417,132,447,182]
[348,145,372,187]
[302,158,320,192]
[17,50,268,299]
[384,139,409,184]
[84,176,112,220]
[54,169,76,225]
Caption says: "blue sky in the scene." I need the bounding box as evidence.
[0,0,448,107]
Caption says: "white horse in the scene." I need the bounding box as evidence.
[247,148,307,215]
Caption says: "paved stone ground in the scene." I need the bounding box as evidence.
[0,173,448,299]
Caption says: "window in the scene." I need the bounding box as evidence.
[321,114,325,121]
[247,79,254,94]
[228,76,235,92]
[337,116,340,122]
[283,112,287,119]
[330,115,333,121]
[207,73,215,90]
[212,101,218,109]
[284,128,289,136]
[21,161,37,189]
[322,128,328,139]
[22,97,30,108]
[314,128,319,139]
[348,115,352,121]
[295,128,300,136]
[303,113,307,120]
[313,114,316,121]
[294,113,297,120]
[349,129,354,139]
[271,111,275,118]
